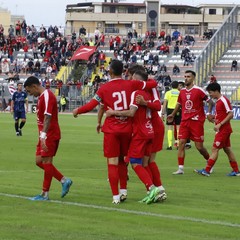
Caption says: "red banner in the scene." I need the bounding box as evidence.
[71,46,96,61]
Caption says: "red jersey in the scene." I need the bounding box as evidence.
[96,78,156,133]
[149,88,163,134]
[178,85,209,122]
[37,89,60,140]
[130,90,154,139]
[215,95,232,133]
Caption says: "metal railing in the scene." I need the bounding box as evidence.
[194,5,239,86]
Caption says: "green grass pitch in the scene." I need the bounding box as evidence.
[1,112,240,240]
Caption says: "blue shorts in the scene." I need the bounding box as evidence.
[14,111,26,120]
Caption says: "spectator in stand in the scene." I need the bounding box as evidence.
[210,74,217,83]
[0,24,4,37]
[79,25,86,36]
[172,64,180,75]
[21,20,27,36]
[160,64,167,74]
[8,25,14,38]
[15,21,21,36]
[159,30,165,40]
[172,30,180,41]
[94,27,100,43]
[231,60,237,71]
[173,43,179,55]
[165,34,171,45]
[100,32,105,46]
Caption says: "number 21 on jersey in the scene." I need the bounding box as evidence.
[112,91,128,110]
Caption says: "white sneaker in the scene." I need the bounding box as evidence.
[112,199,120,204]
[112,195,120,204]
[119,189,127,202]
[154,190,167,203]
[172,169,184,175]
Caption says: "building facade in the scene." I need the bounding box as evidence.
[65,1,238,37]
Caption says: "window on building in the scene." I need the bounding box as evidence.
[110,6,115,13]
[209,9,216,15]
[118,6,126,13]
[128,7,138,13]
[151,19,155,27]
[103,6,110,13]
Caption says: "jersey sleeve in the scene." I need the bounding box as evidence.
[43,91,54,116]
[77,99,99,114]
[129,91,138,108]
[147,88,161,111]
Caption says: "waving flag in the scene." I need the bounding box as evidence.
[8,85,16,95]
[71,46,96,61]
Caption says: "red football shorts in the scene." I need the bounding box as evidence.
[213,131,231,149]
[178,120,204,142]
[36,138,59,157]
[128,138,153,158]
[103,132,132,158]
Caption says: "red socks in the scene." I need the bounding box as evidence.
[230,161,239,172]
[133,165,153,191]
[108,164,119,195]
[42,163,54,192]
[118,160,128,190]
[178,157,184,166]
[205,159,215,173]
[149,162,162,187]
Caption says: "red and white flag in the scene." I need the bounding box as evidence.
[8,85,16,95]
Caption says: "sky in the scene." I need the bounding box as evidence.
[1,0,239,27]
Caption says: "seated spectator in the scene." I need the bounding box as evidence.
[159,30,165,40]
[202,30,213,40]
[172,30,180,41]
[165,34,171,45]
[231,60,237,71]
[173,43,179,55]
[160,64,167,74]
[210,74,217,83]
[181,46,190,60]
[172,64,180,75]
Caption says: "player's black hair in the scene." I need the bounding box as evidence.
[171,81,179,89]
[133,70,148,81]
[24,76,40,87]
[109,59,123,76]
[128,64,145,75]
[206,82,221,92]
[185,70,196,77]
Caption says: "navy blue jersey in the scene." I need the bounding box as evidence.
[12,91,27,112]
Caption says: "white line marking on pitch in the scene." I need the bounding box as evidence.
[0,192,240,228]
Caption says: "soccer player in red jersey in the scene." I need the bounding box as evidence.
[106,70,162,204]
[24,76,72,201]
[72,60,157,204]
[134,71,167,202]
[167,70,214,174]
[195,82,240,176]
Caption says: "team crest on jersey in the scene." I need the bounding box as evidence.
[94,94,102,102]
[215,141,221,147]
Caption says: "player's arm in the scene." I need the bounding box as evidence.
[161,99,168,121]
[106,105,137,118]
[10,99,14,113]
[214,111,233,132]
[73,98,99,118]
[131,79,157,91]
[167,103,181,122]
[135,95,161,111]
[40,114,51,152]
[97,104,104,133]
[205,98,214,122]
[25,97,28,113]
